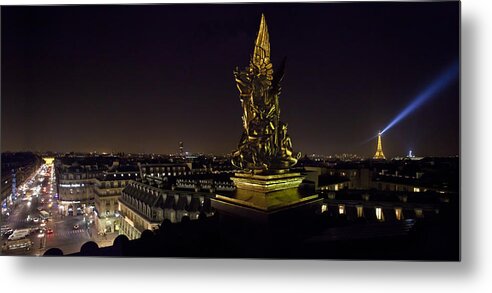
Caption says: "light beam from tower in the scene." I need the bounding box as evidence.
[381,61,459,135]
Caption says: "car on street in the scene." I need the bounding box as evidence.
[8,229,31,241]
[1,228,14,237]
[32,217,39,223]
[2,238,33,253]
[73,224,80,230]
[1,225,11,232]
[46,228,53,234]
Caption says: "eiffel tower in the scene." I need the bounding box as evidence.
[373,131,386,159]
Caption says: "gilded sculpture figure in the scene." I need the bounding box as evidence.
[232,14,300,172]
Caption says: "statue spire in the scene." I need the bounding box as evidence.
[253,14,270,67]
[232,14,299,172]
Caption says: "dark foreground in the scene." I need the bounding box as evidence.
[43,200,459,260]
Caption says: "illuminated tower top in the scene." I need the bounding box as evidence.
[373,131,386,160]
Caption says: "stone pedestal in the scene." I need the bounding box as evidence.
[211,172,322,225]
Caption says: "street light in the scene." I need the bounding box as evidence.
[38,233,46,249]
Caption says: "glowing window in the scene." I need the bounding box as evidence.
[415,209,424,218]
[356,206,363,218]
[375,207,384,221]
[321,204,327,213]
[338,204,345,215]
[413,187,420,192]
[395,208,403,220]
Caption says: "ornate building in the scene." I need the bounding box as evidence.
[93,164,140,233]
[138,162,191,178]
[174,174,235,193]
[118,180,215,240]
[55,157,110,216]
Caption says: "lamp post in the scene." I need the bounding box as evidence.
[38,232,46,250]
[84,214,92,238]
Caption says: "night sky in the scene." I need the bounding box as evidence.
[1,2,459,157]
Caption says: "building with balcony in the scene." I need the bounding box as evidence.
[174,173,235,193]
[321,189,449,223]
[55,156,117,215]
[138,162,191,178]
[118,180,215,240]
[93,164,141,233]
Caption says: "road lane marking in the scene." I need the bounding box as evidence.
[48,229,87,239]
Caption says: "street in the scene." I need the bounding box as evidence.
[1,163,102,256]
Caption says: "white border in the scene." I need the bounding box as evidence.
[1,0,491,292]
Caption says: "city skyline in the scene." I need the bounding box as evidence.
[1,3,459,157]
[1,2,460,261]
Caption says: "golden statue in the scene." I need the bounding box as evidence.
[232,14,300,173]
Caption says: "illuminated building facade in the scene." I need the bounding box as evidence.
[118,180,214,240]
[138,162,191,178]
[1,152,42,203]
[174,174,235,193]
[55,156,118,215]
[56,164,103,215]
[303,165,372,191]
[322,190,446,222]
[93,165,140,233]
